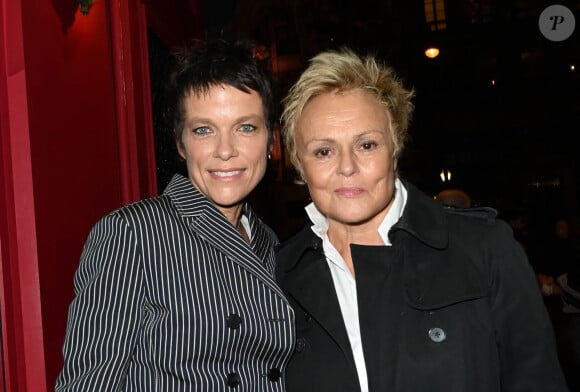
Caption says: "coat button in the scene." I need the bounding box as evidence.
[295,337,307,352]
[267,368,281,382]
[227,314,242,329]
[428,327,446,343]
[227,372,240,388]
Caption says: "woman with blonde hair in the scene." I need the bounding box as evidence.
[276,48,567,392]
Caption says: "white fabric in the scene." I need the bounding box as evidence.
[240,213,251,241]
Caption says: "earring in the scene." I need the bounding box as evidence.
[268,153,271,160]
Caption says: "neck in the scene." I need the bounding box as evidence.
[219,203,244,228]
[327,219,386,276]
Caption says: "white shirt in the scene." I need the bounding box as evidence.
[305,179,408,392]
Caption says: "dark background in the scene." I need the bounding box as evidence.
[147,0,580,241]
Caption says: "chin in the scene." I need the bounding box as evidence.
[334,210,380,226]
[331,213,374,226]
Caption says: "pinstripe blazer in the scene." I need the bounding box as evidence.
[56,174,296,391]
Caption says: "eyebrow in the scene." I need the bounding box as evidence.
[236,114,264,124]
[353,130,385,139]
[185,113,264,128]
[305,130,385,143]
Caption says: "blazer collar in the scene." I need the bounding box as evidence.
[164,174,284,298]
[163,174,214,218]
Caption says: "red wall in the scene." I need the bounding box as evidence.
[0,1,44,389]
[1,0,194,389]
[0,0,157,389]
[20,0,124,388]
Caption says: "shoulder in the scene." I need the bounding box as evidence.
[90,194,175,234]
[399,181,513,249]
[443,206,514,239]
[111,194,173,219]
[451,206,509,231]
[443,206,498,223]
[441,207,526,276]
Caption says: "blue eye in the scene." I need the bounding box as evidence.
[193,126,211,135]
[239,124,257,133]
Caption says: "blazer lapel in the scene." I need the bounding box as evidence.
[164,174,285,298]
[194,207,285,298]
[244,205,274,266]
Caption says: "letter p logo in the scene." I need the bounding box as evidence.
[539,5,576,41]
[550,15,565,30]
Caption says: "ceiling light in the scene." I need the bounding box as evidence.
[425,47,440,59]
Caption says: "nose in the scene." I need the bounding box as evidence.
[214,132,237,160]
[337,150,358,177]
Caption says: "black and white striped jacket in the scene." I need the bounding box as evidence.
[56,174,295,391]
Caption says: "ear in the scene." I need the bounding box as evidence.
[393,157,398,172]
[176,140,186,160]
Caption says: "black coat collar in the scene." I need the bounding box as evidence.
[276,179,449,271]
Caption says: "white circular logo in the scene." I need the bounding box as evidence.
[539,5,576,41]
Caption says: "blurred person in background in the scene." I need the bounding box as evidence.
[541,217,580,390]
[435,188,472,209]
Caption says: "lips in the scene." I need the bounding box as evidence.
[335,187,364,197]
[210,169,244,178]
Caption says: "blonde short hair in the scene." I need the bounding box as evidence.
[281,48,414,176]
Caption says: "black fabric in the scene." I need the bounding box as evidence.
[276,181,568,392]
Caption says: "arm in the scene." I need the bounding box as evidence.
[489,223,568,391]
[55,213,144,391]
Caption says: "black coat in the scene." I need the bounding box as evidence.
[276,181,567,392]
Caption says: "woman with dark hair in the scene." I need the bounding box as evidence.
[56,39,294,391]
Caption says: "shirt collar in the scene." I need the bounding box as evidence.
[305,178,407,246]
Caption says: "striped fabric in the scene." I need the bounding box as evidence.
[56,174,295,391]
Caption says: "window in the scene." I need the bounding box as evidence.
[424,0,447,31]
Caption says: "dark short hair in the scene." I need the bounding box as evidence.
[165,39,277,146]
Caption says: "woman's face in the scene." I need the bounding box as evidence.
[178,84,270,217]
[295,90,397,228]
